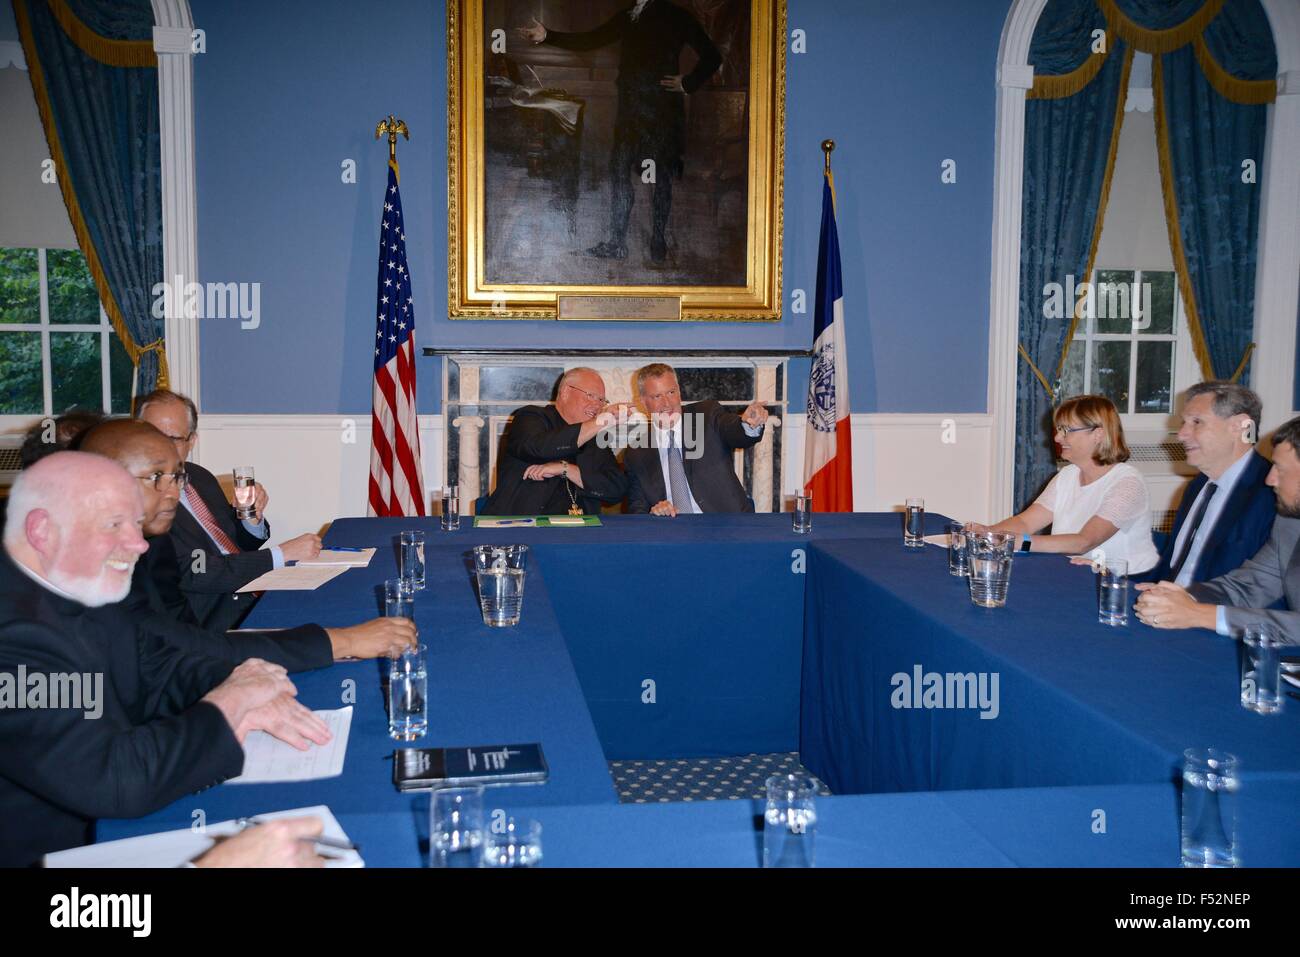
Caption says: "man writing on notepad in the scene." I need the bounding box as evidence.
[0,452,333,866]
[76,419,415,669]
[135,388,322,630]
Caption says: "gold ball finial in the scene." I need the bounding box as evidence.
[821,139,835,153]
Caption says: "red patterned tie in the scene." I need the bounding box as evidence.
[185,486,242,554]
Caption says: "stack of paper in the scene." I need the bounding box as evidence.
[236,564,350,592]
[230,706,353,784]
[298,548,376,567]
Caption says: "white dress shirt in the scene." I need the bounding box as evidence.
[652,415,761,514]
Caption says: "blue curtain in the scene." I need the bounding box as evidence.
[1014,0,1128,510]
[13,0,166,393]
[1156,0,1275,381]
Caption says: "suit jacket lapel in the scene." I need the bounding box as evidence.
[1194,452,1267,576]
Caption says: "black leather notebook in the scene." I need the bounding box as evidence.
[393,743,549,791]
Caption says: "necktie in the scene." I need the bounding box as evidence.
[185,486,241,554]
[666,431,695,514]
[1169,482,1218,579]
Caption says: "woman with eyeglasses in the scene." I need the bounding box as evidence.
[978,394,1158,573]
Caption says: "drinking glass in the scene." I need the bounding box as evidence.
[793,491,812,534]
[762,774,817,868]
[1098,558,1129,626]
[473,544,528,627]
[947,521,970,577]
[966,531,1016,608]
[232,466,257,521]
[430,787,485,868]
[441,486,460,532]
[1241,625,1284,715]
[399,530,425,590]
[1180,749,1239,868]
[482,817,543,868]
[384,577,414,619]
[387,643,427,741]
[904,498,925,547]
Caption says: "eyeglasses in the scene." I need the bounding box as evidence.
[565,384,607,406]
[136,469,189,491]
[1054,424,1098,436]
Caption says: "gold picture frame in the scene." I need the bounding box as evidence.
[448,0,785,321]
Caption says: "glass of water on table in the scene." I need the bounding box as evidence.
[763,774,817,867]
[1097,558,1128,626]
[430,786,485,868]
[904,498,925,547]
[947,521,971,576]
[966,531,1016,608]
[473,545,528,627]
[399,530,425,590]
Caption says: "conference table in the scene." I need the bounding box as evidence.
[98,514,1300,867]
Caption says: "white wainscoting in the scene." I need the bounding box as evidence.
[197,412,996,538]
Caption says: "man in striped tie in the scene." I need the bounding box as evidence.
[136,389,322,630]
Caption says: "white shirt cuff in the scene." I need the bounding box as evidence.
[742,421,762,438]
[242,517,269,540]
[270,546,285,570]
[1215,606,1231,637]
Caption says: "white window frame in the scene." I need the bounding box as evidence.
[0,247,121,419]
[1064,265,1196,437]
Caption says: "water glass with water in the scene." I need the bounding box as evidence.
[1097,558,1128,626]
[1241,625,1283,715]
[793,491,812,533]
[967,531,1015,608]
[947,521,970,576]
[399,530,425,590]
[441,486,460,532]
[473,544,528,627]
[384,577,414,619]
[1180,749,1239,868]
[904,498,925,547]
[430,787,485,867]
[388,643,427,741]
[232,466,257,521]
[762,773,817,868]
[482,817,543,868]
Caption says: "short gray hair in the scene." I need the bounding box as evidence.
[635,363,677,395]
[1183,381,1262,434]
[135,388,198,434]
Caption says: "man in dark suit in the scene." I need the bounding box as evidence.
[485,367,629,516]
[77,419,416,670]
[135,388,322,630]
[1137,416,1300,641]
[624,363,767,515]
[0,451,330,866]
[1143,382,1275,585]
[519,0,722,263]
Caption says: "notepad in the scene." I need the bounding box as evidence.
[229,706,352,784]
[297,547,376,567]
[236,564,350,592]
[45,805,362,868]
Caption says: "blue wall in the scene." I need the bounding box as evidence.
[191,0,1007,414]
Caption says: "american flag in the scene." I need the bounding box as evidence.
[368,160,426,516]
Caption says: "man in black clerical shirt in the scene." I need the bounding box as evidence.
[0,452,332,866]
[486,367,629,516]
[76,419,416,669]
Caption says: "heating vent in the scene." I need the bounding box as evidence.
[0,448,20,471]
[1128,442,1186,463]
[1152,509,1176,534]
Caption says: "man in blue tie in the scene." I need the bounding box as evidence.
[1141,381,1275,586]
[624,363,767,515]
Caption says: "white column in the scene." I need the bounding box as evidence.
[453,415,485,513]
[751,364,779,512]
[151,1,199,403]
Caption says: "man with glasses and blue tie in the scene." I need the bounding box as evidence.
[135,388,321,630]
[485,367,630,516]
[624,363,768,516]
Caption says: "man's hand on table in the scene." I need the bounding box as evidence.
[279,533,322,562]
[1134,581,1217,630]
[649,500,679,517]
[195,816,326,868]
[327,617,417,660]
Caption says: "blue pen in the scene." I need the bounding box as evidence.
[329,546,367,552]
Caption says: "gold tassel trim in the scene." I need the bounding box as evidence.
[1056,46,1134,383]
[1229,342,1255,384]
[1153,55,1216,381]
[13,0,168,390]
[1029,42,1111,100]
[1019,343,1056,399]
[1193,35,1276,104]
[43,0,157,68]
[1098,0,1225,56]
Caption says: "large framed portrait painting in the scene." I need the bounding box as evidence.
[448,0,785,320]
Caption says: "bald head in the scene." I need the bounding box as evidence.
[78,420,184,536]
[3,451,147,607]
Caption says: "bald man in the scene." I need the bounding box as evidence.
[485,367,630,516]
[0,452,330,866]
[77,420,416,669]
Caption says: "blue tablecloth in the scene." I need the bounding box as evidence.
[801,539,1300,795]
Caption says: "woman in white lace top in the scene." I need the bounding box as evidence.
[982,395,1159,573]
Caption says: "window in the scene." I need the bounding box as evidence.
[0,247,134,416]
[1059,267,1193,430]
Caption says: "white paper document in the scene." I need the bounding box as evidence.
[229,706,353,784]
[297,548,376,567]
[236,563,350,592]
[44,805,363,868]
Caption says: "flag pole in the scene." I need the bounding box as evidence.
[821,139,835,174]
[375,114,410,171]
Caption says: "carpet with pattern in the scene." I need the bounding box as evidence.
[608,753,831,804]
